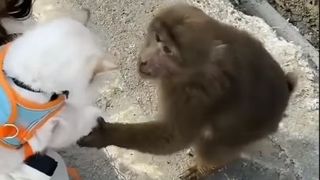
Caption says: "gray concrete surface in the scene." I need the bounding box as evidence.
[6,0,318,179]
[231,0,319,68]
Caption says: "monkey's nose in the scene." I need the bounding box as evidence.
[139,61,148,72]
[139,61,152,76]
[139,61,148,66]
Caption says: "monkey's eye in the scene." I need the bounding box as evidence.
[162,45,172,54]
[155,33,161,42]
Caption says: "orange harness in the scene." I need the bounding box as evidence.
[0,45,66,159]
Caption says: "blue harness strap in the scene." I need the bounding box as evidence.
[0,86,12,125]
[1,101,64,148]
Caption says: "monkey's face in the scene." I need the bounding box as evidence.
[138,28,182,79]
[138,4,218,80]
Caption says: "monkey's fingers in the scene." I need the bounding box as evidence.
[77,117,108,148]
[179,165,201,180]
[179,164,223,180]
[77,134,98,148]
[96,116,107,127]
[77,131,107,149]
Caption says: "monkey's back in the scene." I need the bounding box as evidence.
[208,27,291,146]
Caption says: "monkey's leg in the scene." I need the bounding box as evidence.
[78,117,198,155]
[180,140,242,180]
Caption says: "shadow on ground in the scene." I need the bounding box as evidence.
[60,146,122,180]
[207,159,280,180]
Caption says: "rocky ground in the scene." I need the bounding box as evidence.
[267,0,319,50]
[5,0,319,179]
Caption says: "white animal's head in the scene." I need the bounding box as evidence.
[3,18,116,103]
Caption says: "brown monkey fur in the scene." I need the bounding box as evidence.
[0,1,8,37]
[0,0,33,44]
[78,4,297,179]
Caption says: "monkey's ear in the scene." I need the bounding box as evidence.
[210,41,228,60]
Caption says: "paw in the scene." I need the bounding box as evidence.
[180,166,202,180]
[180,165,217,180]
[77,117,110,149]
[73,8,90,25]
[81,8,91,25]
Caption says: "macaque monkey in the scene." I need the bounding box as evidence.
[78,4,297,179]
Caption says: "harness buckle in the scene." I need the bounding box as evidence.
[2,124,19,139]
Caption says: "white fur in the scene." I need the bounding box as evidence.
[0,18,113,174]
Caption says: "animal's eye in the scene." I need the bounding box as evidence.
[162,45,172,54]
[155,33,161,42]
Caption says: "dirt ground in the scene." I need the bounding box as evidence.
[267,0,319,49]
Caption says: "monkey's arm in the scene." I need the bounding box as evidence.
[77,117,197,155]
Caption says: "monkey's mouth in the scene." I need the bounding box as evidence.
[138,65,156,78]
[139,67,152,77]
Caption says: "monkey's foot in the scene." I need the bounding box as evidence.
[179,165,220,180]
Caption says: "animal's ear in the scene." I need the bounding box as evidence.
[94,53,118,74]
[210,41,228,61]
[94,60,118,75]
[90,57,118,83]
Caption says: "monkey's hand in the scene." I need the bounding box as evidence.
[77,116,112,149]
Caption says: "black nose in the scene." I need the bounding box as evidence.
[62,90,69,98]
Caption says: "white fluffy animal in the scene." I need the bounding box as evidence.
[0,18,116,174]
